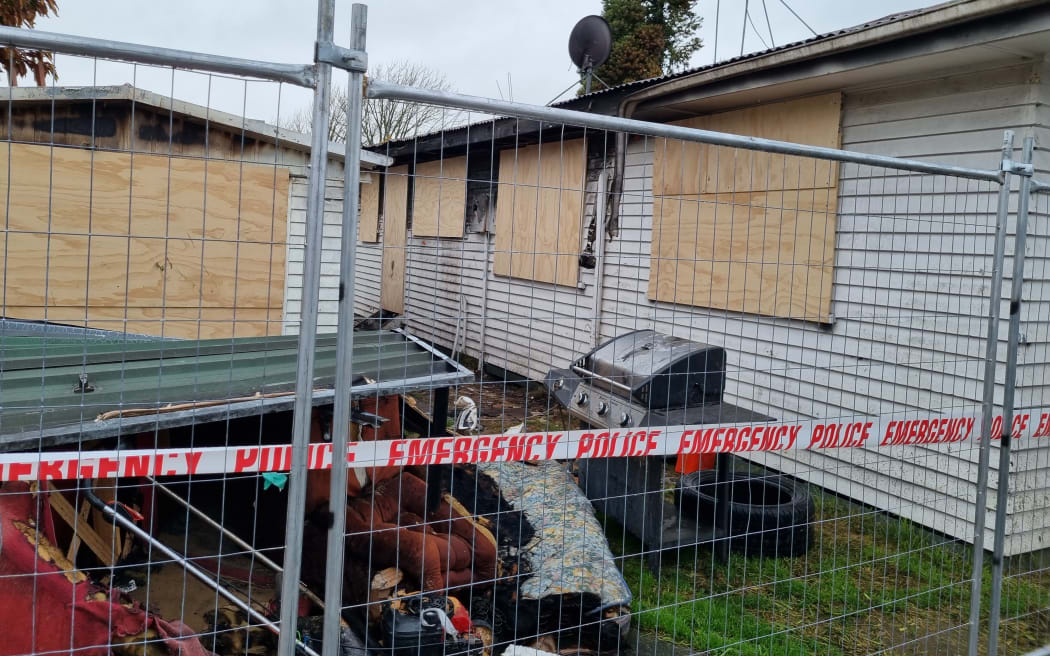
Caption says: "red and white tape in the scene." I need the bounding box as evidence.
[2,407,1049,481]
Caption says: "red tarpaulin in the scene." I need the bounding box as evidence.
[0,482,214,656]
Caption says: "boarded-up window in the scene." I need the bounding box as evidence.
[359,174,381,242]
[0,143,289,338]
[412,156,467,238]
[381,165,409,314]
[493,140,585,286]
[648,93,841,322]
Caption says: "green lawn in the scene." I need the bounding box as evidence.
[601,490,1050,655]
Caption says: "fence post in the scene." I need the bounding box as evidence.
[968,130,1015,656]
[987,135,1035,656]
[277,1,335,654]
[322,4,367,654]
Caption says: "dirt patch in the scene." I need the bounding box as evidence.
[120,514,279,636]
[410,379,574,434]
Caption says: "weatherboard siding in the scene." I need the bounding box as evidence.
[284,165,374,334]
[1018,68,1050,418]
[354,239,384,318]
[394,173,601,386]
[603,64,1048,554]
[1005,66,1050,556]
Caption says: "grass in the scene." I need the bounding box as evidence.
[600,487,1050,655]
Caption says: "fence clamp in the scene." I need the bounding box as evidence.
[1002,158,1034,177]
[315,41,367,73]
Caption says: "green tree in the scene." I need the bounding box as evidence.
[591,0,701,90]
[1,0,58,86]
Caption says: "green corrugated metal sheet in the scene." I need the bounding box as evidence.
[0,329,473,450]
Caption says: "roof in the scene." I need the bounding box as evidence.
[377,0,1042,162]
[2,84,393,167]
[561,0,1040,104]
[0,318,163,342]
[0,328,473,451]
[555,6,932,104]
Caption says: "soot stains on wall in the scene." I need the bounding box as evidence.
[6,100,268,161]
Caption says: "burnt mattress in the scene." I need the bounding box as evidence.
[476,460,631,614]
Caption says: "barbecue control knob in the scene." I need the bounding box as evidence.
[619,412,632,427]
[574,391,589,406]
[596,400,609,416]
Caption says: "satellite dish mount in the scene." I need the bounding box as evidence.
[568,16,612,95]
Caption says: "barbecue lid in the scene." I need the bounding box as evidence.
[577,329,725,406]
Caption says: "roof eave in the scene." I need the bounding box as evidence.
[0,83,392,168]
[623,0,1045,108]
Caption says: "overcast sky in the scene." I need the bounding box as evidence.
[18,0,935,127]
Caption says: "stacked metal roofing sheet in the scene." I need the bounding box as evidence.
[0,328,473,450]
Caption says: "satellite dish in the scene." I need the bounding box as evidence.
[569,15,612,69]
[568,15,612,93]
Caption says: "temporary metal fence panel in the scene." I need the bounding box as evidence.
[356,82,1044,655]
[0,3,1048,656]
[1001,153,1050,656]
[0,3,372,656]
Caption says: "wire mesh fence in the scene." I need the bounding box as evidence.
[997,182,1050,655]
[361,97,1035,655]
[1,3,1049,656]
[0,40,343,656]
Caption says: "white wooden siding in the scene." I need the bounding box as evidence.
[282,159,352,334]
[1019,68,1050,418]
[394,170,602,382]
[354,240,384,317]
[1006,66,1050,556]
[600,63,1048,555]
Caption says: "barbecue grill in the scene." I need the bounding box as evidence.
[545,330,773,568]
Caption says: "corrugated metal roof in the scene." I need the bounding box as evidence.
[377,0,978,155]
[556,6,935,105]
[0,318,164,342]
[0,329,473,450]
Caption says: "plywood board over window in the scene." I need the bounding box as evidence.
[493,139,585,287]
[648,93,842,322]
[381,165,409,314]
[412,156,467,238]
[0,143,289,338]
[359,174,381,242]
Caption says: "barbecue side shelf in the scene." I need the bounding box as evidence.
[545,367,773,571]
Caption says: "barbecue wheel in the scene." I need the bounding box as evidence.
[674,470,814,558]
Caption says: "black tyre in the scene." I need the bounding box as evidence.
[674,470,814,558]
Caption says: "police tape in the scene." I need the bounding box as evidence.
[2,406,1049,481]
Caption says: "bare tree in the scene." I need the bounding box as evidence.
[282,86,350,143]
[281,60,457,147]
[361,60,456,146]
